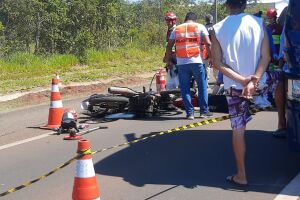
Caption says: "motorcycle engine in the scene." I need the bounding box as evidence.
[128,92,158,117]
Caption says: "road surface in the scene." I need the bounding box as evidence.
[0,97,300,200]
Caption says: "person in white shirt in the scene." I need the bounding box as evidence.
[211,0,271,186]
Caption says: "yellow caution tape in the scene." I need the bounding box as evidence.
[91,106,272,154]
[0,156,78,197]
[0,106,272,197]
[0,149,91,197]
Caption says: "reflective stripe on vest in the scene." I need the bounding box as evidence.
[272,34,280,45]
[175,23,200,58]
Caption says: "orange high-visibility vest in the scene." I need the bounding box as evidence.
[175,23,200,58]
[201,42,208,60]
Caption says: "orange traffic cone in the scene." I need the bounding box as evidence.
[72,139,100,200]
[40,77,64,130]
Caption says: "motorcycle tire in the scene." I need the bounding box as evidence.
[88,95,129,117]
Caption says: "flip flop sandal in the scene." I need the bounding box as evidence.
[226,175,248,186]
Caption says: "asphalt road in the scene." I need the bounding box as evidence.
[0,97,300,200]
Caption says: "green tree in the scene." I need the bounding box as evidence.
[0,0,35,54]
[0,0,269,62]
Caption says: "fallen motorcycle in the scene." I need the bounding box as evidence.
[81,86,193,118]
[80,66,234,118]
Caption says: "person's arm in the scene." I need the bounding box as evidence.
[253,25,271,83]
[203,34,211,59]
[201,25,211,60]
[163,39,175,64]
[243,25,271,97]
[210,30,250,86]
[163,29,176,64]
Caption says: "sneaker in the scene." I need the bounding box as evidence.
[272,128,287,138]
[186,114,194,120]
[199,112,213,119]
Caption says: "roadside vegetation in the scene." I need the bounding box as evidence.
[0,46,163,94]
[0,0,268,95]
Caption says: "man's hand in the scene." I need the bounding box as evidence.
[241,75,259,87]
[250,75,259,85]
[241,76,251,86]
[242,81,256,99]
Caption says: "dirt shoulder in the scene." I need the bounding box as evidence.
[0,73,155,113]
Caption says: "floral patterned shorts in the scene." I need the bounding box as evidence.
[225,71,282,130]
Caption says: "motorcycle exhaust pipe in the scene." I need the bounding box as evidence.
[108,86,139,97]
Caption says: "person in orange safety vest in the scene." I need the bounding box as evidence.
[164,12,213,120]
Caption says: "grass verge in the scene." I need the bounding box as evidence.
[0,46,164,95]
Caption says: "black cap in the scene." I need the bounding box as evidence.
[205,14,213,23]
[226,0,247,6]
[254,10,263,18]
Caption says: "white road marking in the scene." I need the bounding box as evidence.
[273,173,300,200]
[0,132,53,151]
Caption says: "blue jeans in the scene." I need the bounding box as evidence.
[177,63,209,116]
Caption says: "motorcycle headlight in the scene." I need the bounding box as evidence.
[81,100,89,110]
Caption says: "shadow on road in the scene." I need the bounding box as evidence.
[94,129,300,195]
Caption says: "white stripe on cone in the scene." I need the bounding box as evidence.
[56,75,62,87]
[50,100,63,108]
[52,85,60,92]
[75,159,96,178]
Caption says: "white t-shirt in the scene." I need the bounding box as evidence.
[169,22,209,65]
[213,13,264,90]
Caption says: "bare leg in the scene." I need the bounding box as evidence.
[274,80,286,130]
[231,126,248,185]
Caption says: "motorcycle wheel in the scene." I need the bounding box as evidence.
[88,95,129,117]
